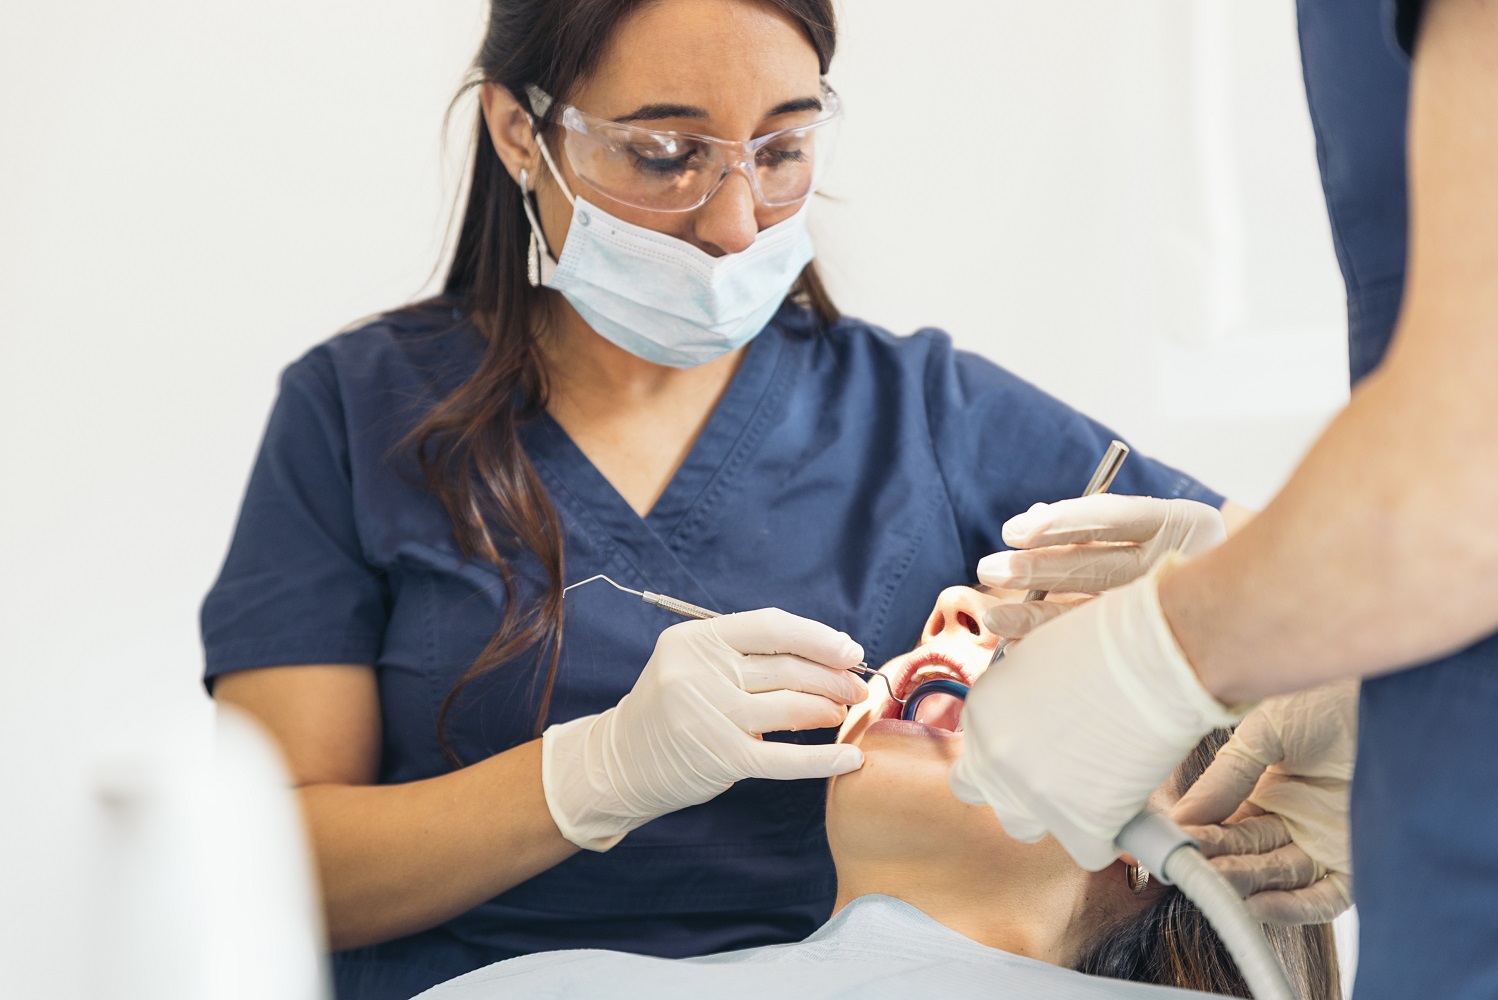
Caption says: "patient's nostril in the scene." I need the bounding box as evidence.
[956,611,980,636]
[926,611,945,638]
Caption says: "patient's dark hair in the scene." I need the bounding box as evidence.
[1073,730,1340,1000]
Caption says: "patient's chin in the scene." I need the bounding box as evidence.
[827,728,1054,872]
[829,722,964,817]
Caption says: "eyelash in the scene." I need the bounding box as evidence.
[631,150,698,175]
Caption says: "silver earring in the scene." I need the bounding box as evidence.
[520,168,542,288]
[1126,863,1151,894]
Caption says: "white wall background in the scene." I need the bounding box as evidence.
[0,1,1349,995]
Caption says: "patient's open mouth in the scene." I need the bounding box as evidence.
[880,651,972,731]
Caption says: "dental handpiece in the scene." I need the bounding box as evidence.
[561,575,905,702]
[986,440,1131,669]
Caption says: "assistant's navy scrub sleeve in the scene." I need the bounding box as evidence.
[1298,1,1498,997]
[202,300,1221,1000]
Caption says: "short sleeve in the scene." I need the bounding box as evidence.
[1393,0,1425,56]
[201,350,390,687]
[922,337,1223,562]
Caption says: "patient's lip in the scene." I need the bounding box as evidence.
[865,716,964,740]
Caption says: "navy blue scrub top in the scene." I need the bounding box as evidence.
[1300,2,1498,998]
[202,300,1220,1000]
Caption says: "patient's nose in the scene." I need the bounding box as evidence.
[922,586,995,644]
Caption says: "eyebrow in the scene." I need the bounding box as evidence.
[611,95,823,125]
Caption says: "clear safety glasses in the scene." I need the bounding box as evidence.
[525,83,842,213]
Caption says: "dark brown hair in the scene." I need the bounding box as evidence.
[1074,730,1340,999]
[409,0,841,762]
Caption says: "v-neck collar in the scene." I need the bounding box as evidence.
[519,317,794,599]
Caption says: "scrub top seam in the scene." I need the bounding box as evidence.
[518,327,784,608]
[525,435,657,594]
[665,330,798,552]
[917,334,995,573]
[525,418,754,652]
[641,315,785,549]
[1295,5,1365,292]
[858,465,948,664]
[417,570,449,764]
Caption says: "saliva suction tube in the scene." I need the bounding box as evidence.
[1115,809,1295,1000]
[902,685,1295,999]
[899,685,1291,997]
[897,689,1292,998]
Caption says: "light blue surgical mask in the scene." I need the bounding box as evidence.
[518,137,816,369]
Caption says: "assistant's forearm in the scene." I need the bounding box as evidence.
[1162,352,1498,703]
[302,738,579,950]
[1161,0,1498,705]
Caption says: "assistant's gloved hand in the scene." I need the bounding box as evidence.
[978,494,1227,596]
[950,554,1248,870]
[542,608,868,851]
[1171,681,1358,925]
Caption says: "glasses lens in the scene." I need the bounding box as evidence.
[563,120,720,212]
[754,116,839,207]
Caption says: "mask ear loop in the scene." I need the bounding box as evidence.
[531,122,575,205]
[517,116,575,288]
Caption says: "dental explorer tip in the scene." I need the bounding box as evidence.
[562,573,645,598]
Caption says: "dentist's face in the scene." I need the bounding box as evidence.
[533,0,825,260]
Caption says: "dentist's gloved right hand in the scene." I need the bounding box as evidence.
[978,494,1227,598]
[542,608,868,851]
[951,554,1249,871]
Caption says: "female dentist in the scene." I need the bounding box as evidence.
[202,1,1228,998]
[954,1,1498,997]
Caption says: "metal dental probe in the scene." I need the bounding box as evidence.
[985,439,1131,669]
[561,574,908,703]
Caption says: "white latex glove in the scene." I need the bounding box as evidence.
[978,494,1227,596]
[950,554,1247,870]
[981,594,1090,644]
[542,608,868,851]
[1171,681,1358,925]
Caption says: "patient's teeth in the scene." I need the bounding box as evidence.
[909,665,963,688]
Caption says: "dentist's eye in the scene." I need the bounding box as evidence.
[630,148,699,175]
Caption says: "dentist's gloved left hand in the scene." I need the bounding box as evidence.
[978,494,1227,596]
[543,609,868,852]
[950,554,1249,870]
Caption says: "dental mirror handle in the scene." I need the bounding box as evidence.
[989,440,1130,665]
[567,575,886,690]
[640,592,886,693]
[641,591,719,621]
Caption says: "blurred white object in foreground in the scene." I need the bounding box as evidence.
[87,706,328,1000]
